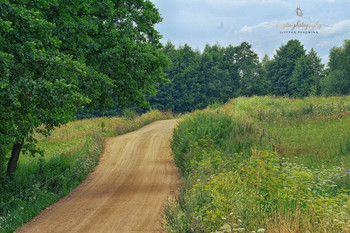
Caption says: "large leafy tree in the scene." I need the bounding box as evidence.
[321,40,350,96]
[0,0,167,176]
[0,1,106,175]
[44,0,168,107]
[225,42,267,96]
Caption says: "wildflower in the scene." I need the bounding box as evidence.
[257,229,265,232]
[191,227,194,231]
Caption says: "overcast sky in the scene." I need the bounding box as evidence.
[151,0,350,65]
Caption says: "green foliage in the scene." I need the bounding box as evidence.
[149,39,334,115]
[268,39,306,96]
[321,40,350,96]
[289,49,324,97]
[149,42,266,113]
[122,108,139,120]
[0,1,99,174]
[166,96,350,232]
[44,0,169,108]
[171,111,266,174]
[0,0,168,175]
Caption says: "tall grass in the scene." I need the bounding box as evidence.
[166,96,350,232]
[0,109,173,233]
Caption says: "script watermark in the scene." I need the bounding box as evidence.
[269,8,331,34]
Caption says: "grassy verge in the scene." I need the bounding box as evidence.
[0,109,173,233]
[165,96,350,232]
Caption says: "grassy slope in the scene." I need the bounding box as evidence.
[223,96,350,167]
[166,96,350,233]
[0,110,173,233]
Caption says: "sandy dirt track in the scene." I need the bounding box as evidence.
[16,119,179,233]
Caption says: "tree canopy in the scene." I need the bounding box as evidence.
[148,42,265,113]
[0,0,168,175]
[321,40,350,96]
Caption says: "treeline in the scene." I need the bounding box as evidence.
[149,39,350,113]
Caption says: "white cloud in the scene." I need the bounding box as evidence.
[239,17,300,33]
[154,0,349,64]
[321,19,350,35]
[205,0,280,4]
[240,22,272,33]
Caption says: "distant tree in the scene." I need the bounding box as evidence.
[148,43,201,113]
[290,49,324,97]
[321,40,350,96]
[229,42,268,96]
[261,54,270,67]
[321,70,349,96]
[149,42,269,113]
[260,54,272,94]
[268,40,306,95]
[198,44,230,107]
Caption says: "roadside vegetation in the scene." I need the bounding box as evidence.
[0,110,173,232]
[165,96,350,232]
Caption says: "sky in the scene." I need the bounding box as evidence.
[151,0,350,65]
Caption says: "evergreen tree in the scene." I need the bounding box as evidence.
[268,40,306,95]
[290,49,324,97]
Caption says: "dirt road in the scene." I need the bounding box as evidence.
[17,119,179,233]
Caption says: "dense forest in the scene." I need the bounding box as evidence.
[81,39,350,117]
[149,39,350,113]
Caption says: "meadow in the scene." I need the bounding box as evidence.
[166,96,350,232]
[0,110,173,233]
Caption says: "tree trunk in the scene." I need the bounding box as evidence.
[6,139,24,177]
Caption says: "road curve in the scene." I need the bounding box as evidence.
[16,119,179,233]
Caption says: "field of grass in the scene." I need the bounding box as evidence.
[166,96,350,232]
[0,109,173,233]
